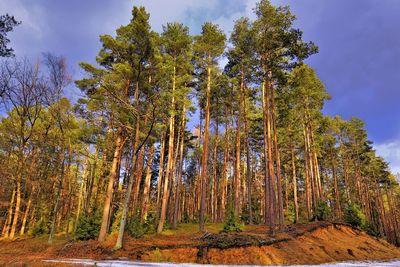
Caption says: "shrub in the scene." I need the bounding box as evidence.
[29,218,49,236]
[126,217,147,239]
[315,200,331,221]
[143,213,157,234]
[75,214,101,240]
[363,220,380,237]
[240,206,250,224]
[344,203,366,228]
[110,209,122,233]
[222,210,244,233]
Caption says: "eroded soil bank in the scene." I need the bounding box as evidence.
[1,222,399,266]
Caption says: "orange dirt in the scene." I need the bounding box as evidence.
[1,222,399,266]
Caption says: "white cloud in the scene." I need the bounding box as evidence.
[0,0,47,38]
[102,0,220,32]
[374,140,400,174]
[0,0,50,59]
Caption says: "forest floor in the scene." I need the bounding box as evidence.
[1,221,400,266]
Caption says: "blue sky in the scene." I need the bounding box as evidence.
[1,0,399,173]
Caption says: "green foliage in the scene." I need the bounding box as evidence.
[222,210,244,233]
[344,203,366,228]
[126,217,147,239]
[111,210,156,238]
[240,206,250,224]
[110,209,123,234]
[0,14,21,57]
[29,218,49,237]
[75,213,101,241]
[143,213,157,234]
[315,200,331,221]
[285,202,296,224]
[363,220,380,237]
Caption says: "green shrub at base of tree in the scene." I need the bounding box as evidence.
[75,214,101,241]
[344,203,366,228]
[315,200,331,221]
[222,210,244,233]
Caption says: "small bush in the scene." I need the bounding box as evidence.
[126,217,147,239]
[240,206,250,224]
[143,213,157,234]
[363,220,380,237]
[110,209,122,233]
[344,203,366,228]
[75,214,101,240]
[315,200,331,221]
[222,210,244,233]
[29,218,49,236]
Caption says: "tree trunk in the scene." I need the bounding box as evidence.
[261,80,271,227]
[20,186,34,236]
[157,131,166,206]
[98,127,124,242]
[331,157,341,218]
[265,67,276,234]
[158,64,176,234]
[291,148,299,223]
[9,172,22,239]
[220,112,230,221]
[173,106,186,228]
[141,144,155,223]
[2,188,15,237]
[199,62,211,233]
[271,87,283,228]
[48,151,66,244]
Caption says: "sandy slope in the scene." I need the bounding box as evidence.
[0,222,399,266]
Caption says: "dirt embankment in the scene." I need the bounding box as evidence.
[1,222,400,266]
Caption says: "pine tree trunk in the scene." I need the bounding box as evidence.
[331,157,341,218]
[173,106,186,228]
[234,114,241,217]
[303,128,312,220]
[157,131,166,206]
[98,126,124,242]
[261,80,271,227]
[211,117,218,222]
[199,63,211,233]
[220,113,230,221]
[2,188,15,237]
[265,67,276,234]
[271,87,283,228]
[291,148,299,223]
[158,64,176,234]
[9,172,22,239]
[48,151,66,244]
[242,79,253,225]
[19,186,34,236]
[141,144,155,223]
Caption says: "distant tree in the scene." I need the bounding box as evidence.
[0,14,20,57]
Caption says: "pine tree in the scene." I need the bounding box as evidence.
[194,22,226,232]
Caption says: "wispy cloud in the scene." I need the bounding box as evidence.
[374,141,400,174]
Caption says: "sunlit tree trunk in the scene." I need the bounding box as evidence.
[157,131,166,206]
[2,188,15,237]
[199,60,211,233]
[141,144,155,223]
[20,186,34,236]
[98,126,124,242]
[49,150,66,244]
[173,106,186,228]
[271,87,283,228]
[261,80,271,227]
[158,64,176,234]
[291,148,299,223]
